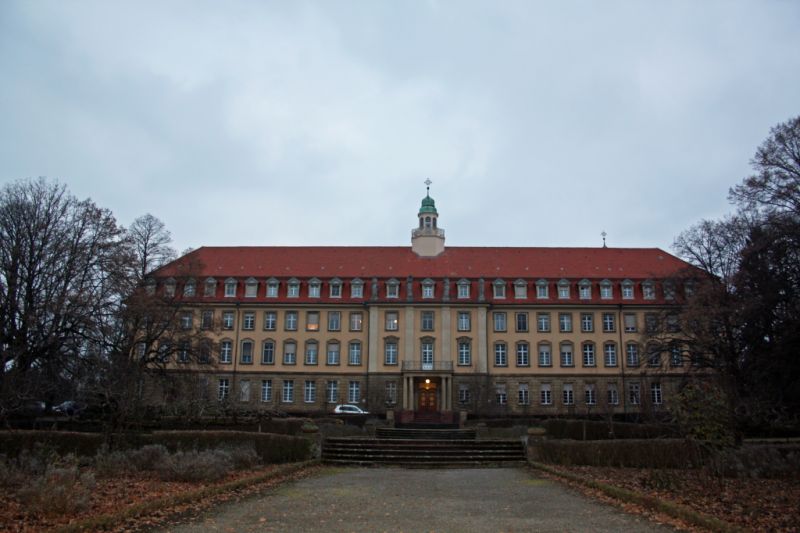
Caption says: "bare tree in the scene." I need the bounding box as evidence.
[128,213,176,280]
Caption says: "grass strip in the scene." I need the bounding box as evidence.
[528,460,748,533]
[55,460,320,533]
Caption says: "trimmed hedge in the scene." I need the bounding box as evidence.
[542,419,678,440]
[0,430,104,458]
[534,438,707,468]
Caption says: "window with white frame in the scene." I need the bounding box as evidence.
[386,279,400,298]
[493,312,507,332]
[218,379,229,401]
[538,343,552,367]
[516,343,530,366]
[239,380,251,402]
[537,312,551,332]
[493,279,506,299]
[664,281,676,300]
[514,280,527,299]
[458,340,471,366]
[624,313,637,332]
[326,380,338,403]
[579,279,591,299]
[287,279,300,297]
[305,342,318,365]
[421,341,434,367]
[607,383,619,405]
[385,381,397,404]
[222,311,235,330]
[261,379,272,402]
[562,383,574,405]
[349,312,363,331]
[515,312,528,332]
[306,311,320,332]
[204,277,217,297]
[600,280,613,299]
[495,384,507,405]
[266,279,279,297]
[422,279,435,298]
[585,384,596,405]
[540,383,552,405]
[224,278,237,297]
[283,341,296,365]
[494,343,507,366]
[622,280,634,299]
[604,343,617,367]
[560,342,574,367]
[326,342,340,365]
[164,278,176,297]
[348,381,361,403]
[264,311,277,330]
[350,279,364,298]
[282,380,294,403]
[536,279,549,299]
[220,340,232,364]
[285,311,298,331]
[457,311,471,331]
[651,382,663,405]
[385,311,399,331]
[457,279,470,299]
[421,311,434,331]
[245,278,258,298]
[626,343,640,367]
[243,312,255,330]
[328,311,341,331]
[184,279,196,297]
[180,312,193,330]
[558,279,570,299]
[645,313,659,333]
[384,340,398,365]
[581,313,593,332]
[348,342,362,365]
[559,313,572,332]
[642,281,655,300]
[602,312,616,332]
[177,340,190,363]
[648,345,661,367]
[329,279,342,298]
[262,340,275,364]
[628,382,640,405]
[308,279,321,298]
[240,340,254,364]
[518,383,530,405]
[458,384,471,404]
[670,344,683,367]
[582,343,596,366]
[304,380,316,403]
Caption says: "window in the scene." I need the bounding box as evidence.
[348,342,362,365]
[261,380,272,402]
[602,312,616,332]
[457,312,471,331]
[283,341,296,365]
[348,381,361,403]
[243,312,255,330]
[245,278,258,298]
[560,342,574,367]
[421,341,434,368]
[218,379,229,401]
[537,312,551,332]
[177,340,190,363]
[180,312,193,330]
[305,342,318,365]
[224,278,236,297]
[222,311,235,330]
[514,280,527,299]
[384,340,398,365]
[515,312,529,332]
[579,280,591,300]
[670,345,683,367]
[600,280,613,299]
[349,312,363,331]
[386,279,400,298]
[282,380,294,403]
[422,279,435,298]
[327,311,341,331]
[516,343,530,367]
[664,281,676,300]
[421,311,435,331]
[457,280,470,299]
[643,281,655,300]
[264,311,277,330]
[385,382,397,405]
[204,277,217,297]
[585,384,596,405]
[285,311,298,331]
[201,310,213,329]
[304,380,316,403]
[651,382,663,405]
[622,280,634,299]
[458,340,471,366]
[607,383,619,405]
[326,381,338,403]
[287,279,300,298]
[562,384,574,405]
[582,343,596,367]
[157,341,171,363]
[266,279,279,298]
[459,384,471,404]
[645,313,659,333]
[580,313,593,332]
[308,279,321,298]
[136,341,147,359]
[496,384,507,405]
[262,340,275,365]
[624,313,637,333]
[239,380,251,402]
[198,343,210,364]
[385,311,399,331]
[494,343,508,366]
[184,279,196,297]
[648,346,661,367]
[329,279,342,298]
[604,343,618,367]
[540,383,552,405]
[306,311,320,331]
[220,340,232,364]
[557,279,570,299]
[626,343,640,367]
[536,279,549,299]
[350,279,364,298]
[518,383,530,405]
[493,312,507,332]
[538,343,552,367]
[493,279,506,299]
[326,342,340,365]
[559,313,572,332]
[628,382,640,405]
[666,313,680,333]
[240,340,253,364]
[685,280,695,298]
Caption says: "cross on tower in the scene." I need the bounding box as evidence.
[424,178,432,195]
[601,230,607,248]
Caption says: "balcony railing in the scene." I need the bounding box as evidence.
[411,228,445,239]
[402,360,453,372]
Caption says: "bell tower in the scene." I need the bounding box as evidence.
[411,179,445,257]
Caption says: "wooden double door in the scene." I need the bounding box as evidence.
[417,388,437,412]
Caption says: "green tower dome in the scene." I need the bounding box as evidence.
[418,194,438,215]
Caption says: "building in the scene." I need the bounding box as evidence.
[153,188,695,420]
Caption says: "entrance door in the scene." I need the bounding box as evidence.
[418,389,437,412]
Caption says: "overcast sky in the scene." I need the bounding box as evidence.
[1,1,798,255]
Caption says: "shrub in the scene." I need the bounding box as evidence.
[17,466,96,517]
[93,448,132,479]
[534,439,707,468]
[155,449,232,482]
[541,419,678,440]
[224,444,261,469]
[126,444,170,471]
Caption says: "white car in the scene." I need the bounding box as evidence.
[333,404,369,415]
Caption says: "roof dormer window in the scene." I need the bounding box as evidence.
[422,278,435,299]
[308,278,321,298]
[513,279,527,299]
[643,280,655,300]
[204,277,217,297]
[600,279,613,300]
[578,279,591,300]
[244,277,258,298]
[266,278,279,298]
[184,278,196,297]
[536,279,549,299]
[493,279,506,299]
[457,279,470,299]
[224,278,237,298]
[386,278,400,299]
[164,278,176,297]
[329,278,342,298]
[145,278,156,296]
[557,279,570,299]
[622,279,634,300]
[351,278,364,298]
[287,278,300,298]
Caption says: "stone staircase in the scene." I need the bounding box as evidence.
[322,429,525,467]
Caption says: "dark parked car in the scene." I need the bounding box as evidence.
[53,400,86,417]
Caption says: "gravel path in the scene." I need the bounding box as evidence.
[157,467,677,532]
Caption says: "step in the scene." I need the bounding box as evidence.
[375,428,476,440]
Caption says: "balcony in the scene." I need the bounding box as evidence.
[402,360,453,372]
[411,228,445,239]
